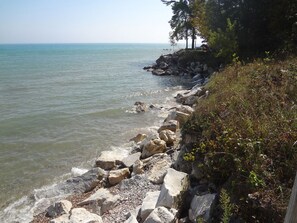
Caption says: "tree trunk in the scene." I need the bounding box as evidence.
[191,28,196,49]
[185,29,189,49]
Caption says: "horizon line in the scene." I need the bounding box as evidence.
[0,42,179,45]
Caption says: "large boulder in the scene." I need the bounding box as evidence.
[156,168,189,209]
[139,191,161,221]
[143,207,176,223]
[46,200,72,218]
[159,130,176,146]
[172,145,194,174]
[78,188,120,214]
[165,111,190,126]
[122,152,141,168]
[175,85,204,105]
[158,120,179,133]
[141,138,167,159]
[95,150,128,170]
[50,208,103,223]
[70,208,103,223]
[34,168,107,203]
[109,168,130,186]
[189,194,217,223]
[144,154,172,184]
[175,105,194,115]
[63,167,107,193]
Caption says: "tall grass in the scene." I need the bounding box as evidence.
[183,56,297,222]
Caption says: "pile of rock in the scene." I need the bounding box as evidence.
[143,51,215,85]
[36,82,217,223]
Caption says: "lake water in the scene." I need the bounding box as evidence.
[0,43,190,222]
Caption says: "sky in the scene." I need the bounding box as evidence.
[0,0,175,44]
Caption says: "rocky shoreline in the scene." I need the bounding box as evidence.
[32,51,216,223]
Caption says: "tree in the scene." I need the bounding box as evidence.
[162,0,197,49]
[191,0,297,59]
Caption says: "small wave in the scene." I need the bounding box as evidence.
[71,167,88,177]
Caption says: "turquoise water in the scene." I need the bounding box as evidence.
[0,43,188,221]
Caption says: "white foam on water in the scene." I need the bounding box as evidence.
[0,173,73,222]
[71,167,89,177]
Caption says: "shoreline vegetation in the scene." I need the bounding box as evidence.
[32,48,296,223]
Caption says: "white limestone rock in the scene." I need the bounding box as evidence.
[139,191,161,222]
[143,206,175,223]
[95,150,128,170]
[156,168,189,209]
[122,152,141,168]
[70,208,103,223]
[50,208,103,223]
[78,188,120,214]
[146,154,172,184]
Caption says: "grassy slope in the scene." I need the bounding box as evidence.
[183,56,297,222]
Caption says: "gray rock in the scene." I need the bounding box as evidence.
[46,200,72,218]
[189,194,217,223]
[175,85,203,105]
[95,150,128,170]
[158,120,179,133]
[63,167,106,193]
[122,152,141,168]
[159,62,169,70]
[34,168,107,204]
[184,96,198,106]
[135,101,147,113]
[143,206,175,223]
[78,188,120,214]
[140,191,161,221]
[156,168,189,209]
[172,145,193,174]
[159,130,176,146]
[175,105,194,115]
[152,69,166,76]
[109,168,130,186]
[141,138,167,159]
